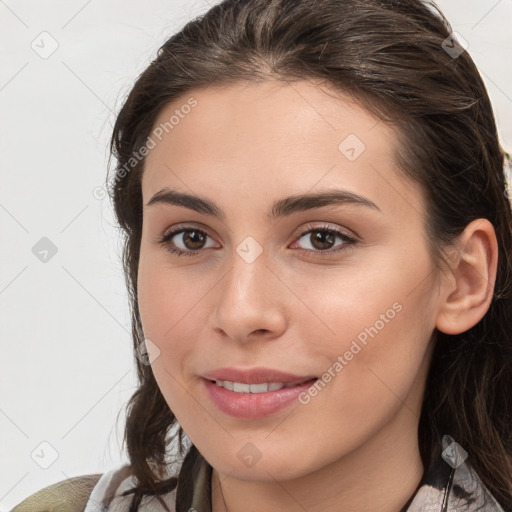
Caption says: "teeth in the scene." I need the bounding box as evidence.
[214,380,290,393]
[223,380,234,391]
[233,382,251,393]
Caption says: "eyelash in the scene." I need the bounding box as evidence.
[158,223,358,257]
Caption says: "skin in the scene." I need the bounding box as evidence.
[137,79,498,512]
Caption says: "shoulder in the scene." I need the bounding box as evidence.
[405,442,507,512]
[11,473,103,512]
[84,464,177,512]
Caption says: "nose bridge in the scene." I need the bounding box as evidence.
[213,239,286,340]
[222,244,270,313]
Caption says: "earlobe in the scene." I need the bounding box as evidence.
[435,219,498,335]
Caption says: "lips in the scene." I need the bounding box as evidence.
[202,366,317,385]
[201,367,318,419]
[202,379,317,419]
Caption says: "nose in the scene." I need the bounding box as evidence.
[212,248,288,344]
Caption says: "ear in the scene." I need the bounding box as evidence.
[435,218,498,335]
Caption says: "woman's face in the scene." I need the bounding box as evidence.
[137,80,442,481]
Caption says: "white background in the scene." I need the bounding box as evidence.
[1,1,511,509]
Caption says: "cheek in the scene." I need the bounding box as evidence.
[293,245,432,355]
[136,259,212,404]
[293,249,435,415]
[137,256,209,341]
[323,304,429,405]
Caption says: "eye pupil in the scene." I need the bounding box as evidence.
[311,230,335,250]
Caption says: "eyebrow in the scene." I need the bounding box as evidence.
[145,187,381,219]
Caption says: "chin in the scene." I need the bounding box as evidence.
[198,439,327,482]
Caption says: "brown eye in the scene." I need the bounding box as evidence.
[308,230,336,250]
[293,225,358,255]
[180,230,207,250]
[159,227,218,256]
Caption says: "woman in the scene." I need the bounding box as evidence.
[12,0,512,511]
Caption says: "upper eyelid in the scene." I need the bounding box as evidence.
[294,223,357,240]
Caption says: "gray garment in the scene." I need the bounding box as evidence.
[84,436,506,512]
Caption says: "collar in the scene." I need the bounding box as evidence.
[175,436,505,512]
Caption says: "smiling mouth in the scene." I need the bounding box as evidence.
[202,373,319,419]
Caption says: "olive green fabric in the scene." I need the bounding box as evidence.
[11,474,102,512]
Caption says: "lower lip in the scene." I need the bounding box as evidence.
[202,378,317,419]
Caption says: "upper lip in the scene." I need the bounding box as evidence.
[202,367,317,385]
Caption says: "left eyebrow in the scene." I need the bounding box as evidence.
[145,187,382,219]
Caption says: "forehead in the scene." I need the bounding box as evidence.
[146,79,389,164]
[141,80,424,221]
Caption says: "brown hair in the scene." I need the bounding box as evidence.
[106,0,512,509]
